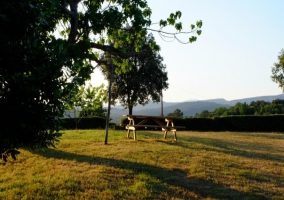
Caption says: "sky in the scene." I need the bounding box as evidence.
[90,0,284,102]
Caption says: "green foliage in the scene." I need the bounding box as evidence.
[121,114,284,132]
[183,115,284,132]
[62,117,106,130]
[102,34,168,115]
[271,49,284,90]
[0,0,202,161]
[64,84,107,129]
[195,110,212,118]
[65,84,107,118]
[0,0,66,161]
[167,109,184,118]
[195,99,284,118]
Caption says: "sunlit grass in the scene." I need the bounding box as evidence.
[1,130,284,199]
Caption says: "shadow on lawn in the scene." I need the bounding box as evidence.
[124,130,284,163]
[131,130,182,141]
[127,130,169,140]
[244,132,284,140]
[183,136,284,163]
[33,148,265,200]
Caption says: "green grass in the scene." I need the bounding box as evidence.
[1,130,284,199]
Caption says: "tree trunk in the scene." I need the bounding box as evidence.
[104,53,114,145]
[74,109,78,130]
[129,106,133,115]
[160,92,163,116]
[68,0,79,44]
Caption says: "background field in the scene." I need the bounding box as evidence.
[1,130,284,199]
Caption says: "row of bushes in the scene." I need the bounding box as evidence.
[120,115,284,132]
[61,117,116,130]
[61,115,284,132]
[184,115,284,132]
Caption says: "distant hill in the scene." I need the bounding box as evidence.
[112,101,180,110]
[133,101,227,116]
[227,94,284,105]
[109,101,227,124]
[201,94,284,106]
[109,94,284,124]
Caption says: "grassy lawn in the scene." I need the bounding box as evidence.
[1,130,284,199]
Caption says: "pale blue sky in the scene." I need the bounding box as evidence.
[91,0,284,102]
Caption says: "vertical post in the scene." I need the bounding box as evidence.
[104,52,114,145]
[160,91,163,116]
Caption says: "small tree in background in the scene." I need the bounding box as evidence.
[271,49,284,90]
[167,109,183,118]
[195,110,212,118]
[101,34,169,115]
[64,84,107,130]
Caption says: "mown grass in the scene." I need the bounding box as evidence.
[1,130,284,199]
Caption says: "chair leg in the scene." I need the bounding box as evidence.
[173,131,177,141]
[164,131,168,139]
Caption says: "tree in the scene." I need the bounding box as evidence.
[54,0,203,68]
[195,110,211,118]
[64,84,107,129]
[271,49,284,91]
[167,109,183,118]
[78,84,107,118]
[102,34,168,114]
[0,1,70,161]
[212,107,229,117]
[194,100,284,118]
[1,0,202,161]
[228,102,253,115]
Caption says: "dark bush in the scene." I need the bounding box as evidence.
[121,115,284,132]
[183,115,284,132]
[61,117,106,130]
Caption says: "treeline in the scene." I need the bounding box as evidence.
[120,115,284,132]
[194,99,284,117]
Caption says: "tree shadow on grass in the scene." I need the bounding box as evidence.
[126,130,167,140]
[183,136,284,163]
[122,131,284,170]
[243,132,284,140]
[157,138,284,190]
[32,148,265,200]
[124,131,284,163]
[131,130,180,141]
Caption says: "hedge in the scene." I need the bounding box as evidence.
[120,115,284,132]
[61,117,107,130]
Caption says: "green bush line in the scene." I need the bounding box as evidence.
[61,117,112,130]
[120,115,284,132]
[62,115,284,131]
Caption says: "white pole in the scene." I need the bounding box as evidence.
[104,52,113,145]
[160,91,163,116]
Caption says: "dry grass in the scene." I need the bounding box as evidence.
[1,130,284,199]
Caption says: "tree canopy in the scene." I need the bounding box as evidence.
[0,0,202,161]
[78,84,107,118]
[194,99,284,118]
[167,109,184,118]
[64,84,107,129]
[1,1,66,161]
[101,34,168,114]
[271,49,284,91]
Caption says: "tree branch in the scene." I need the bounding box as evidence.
[89,42,135,59]
[146,27,196,35]
[88,54,108,66]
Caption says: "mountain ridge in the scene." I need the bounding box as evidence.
[109,94,284,123]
